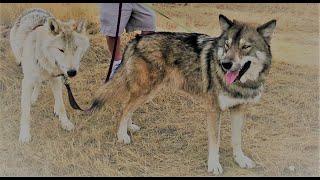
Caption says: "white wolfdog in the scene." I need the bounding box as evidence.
[10,8,90,143]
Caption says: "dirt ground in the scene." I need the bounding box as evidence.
[0,3,319,176]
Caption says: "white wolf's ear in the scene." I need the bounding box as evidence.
[257,19,277,44]
[75,20,87,34]
[219,14,233,31]
[47,17,60,35]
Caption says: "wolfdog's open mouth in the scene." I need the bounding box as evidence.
[237,61,251,81]
[223,61,251,85]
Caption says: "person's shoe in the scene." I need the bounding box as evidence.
[109,60,122,79]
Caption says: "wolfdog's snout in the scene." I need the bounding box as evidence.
[222,60,242,72]
[67,69,77,77]
[221,62,233,71]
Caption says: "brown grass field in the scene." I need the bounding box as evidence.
[0,3,319,176]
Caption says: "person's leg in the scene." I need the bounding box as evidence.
[100,3,132,78]
[106,36,123,79]
[106,36,122,61]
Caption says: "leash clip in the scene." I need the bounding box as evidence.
[62,75,71,85]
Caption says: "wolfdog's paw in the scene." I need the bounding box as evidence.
[60,119,75,131]
[53,106,59,117]
[234,154,256,169]
[53,111,59,117]
[117,133,131,144]
[53,108,60,117]
[208,159,223,175]
[128,123,140,133]
[19,130,31,143]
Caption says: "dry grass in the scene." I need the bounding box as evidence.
[0,3,319,176]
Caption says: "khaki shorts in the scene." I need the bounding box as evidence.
[100,3,156,37]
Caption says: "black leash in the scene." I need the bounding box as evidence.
[62,76,85,111]
[63,3,123,111]
[105,3,122,83]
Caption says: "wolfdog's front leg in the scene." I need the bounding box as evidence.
[207,108,223,174]
[49,78,74,131]
[230,106,255,168]
[19,78,34,143]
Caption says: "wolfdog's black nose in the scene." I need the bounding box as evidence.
[221,62,233,71]
[67,69,77,77]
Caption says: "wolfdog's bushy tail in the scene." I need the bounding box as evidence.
[87,38,138,112]
[88,66,129,112]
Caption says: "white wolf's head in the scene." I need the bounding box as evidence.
[41,17,90,78]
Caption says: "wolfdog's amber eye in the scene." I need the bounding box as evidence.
[58,49,65,53]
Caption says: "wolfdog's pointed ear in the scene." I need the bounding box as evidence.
[47,17,60,35]
[219,14,233,31]
[257,19,277,44]
[75,20,87,34]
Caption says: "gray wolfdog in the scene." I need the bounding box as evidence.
[90,14,276,174]
[10,8,90,143]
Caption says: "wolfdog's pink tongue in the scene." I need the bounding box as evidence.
[225,71,239,85]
